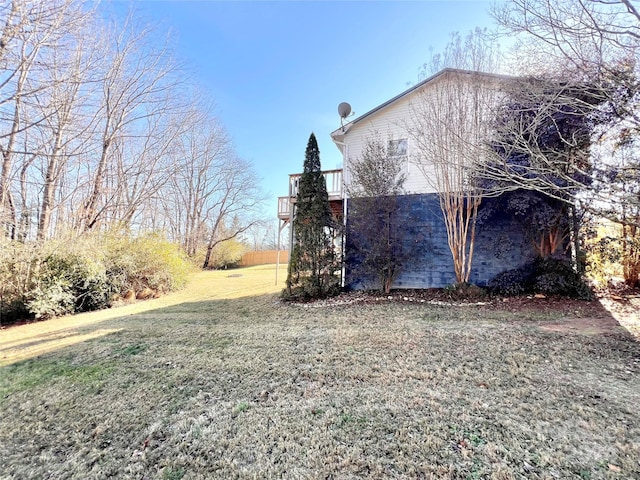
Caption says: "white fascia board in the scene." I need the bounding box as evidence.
[329,68,516,142]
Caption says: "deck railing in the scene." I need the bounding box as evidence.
[278,196,291,218]
[289,169,343,199]
[279,169,343,220]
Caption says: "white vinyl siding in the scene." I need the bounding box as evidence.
[341,91,436,195]
[335,71,505,197]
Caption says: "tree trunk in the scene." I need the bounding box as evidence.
[202,245,213,269]
[83,134,110,230]
[38,135,64,239]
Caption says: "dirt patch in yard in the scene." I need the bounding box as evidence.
[537,316,627,335]
[491,294,638,338]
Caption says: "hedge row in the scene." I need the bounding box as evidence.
[0,232,191,324]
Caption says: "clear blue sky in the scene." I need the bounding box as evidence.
[109,0,495,217]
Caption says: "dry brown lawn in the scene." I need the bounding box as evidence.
[1,265,639,479]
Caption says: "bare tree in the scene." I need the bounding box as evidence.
[480,77,600,199]
[156,104,264,267]
[476,8,640,287]
[421,28,503,78]
[492,0,640,142]
[489,0,640,269]
[79,13,181,231]
[200,155,264,269]
[409,30,502,284]
[493,0,640,74]
[101,96,187,231]
[0,0,267,273]
[161,106,233,256]
[409,73,488,283]
[32,7,99,239]
[243,220,279,251]
[589,129,640,285]
[0,3,185,239]
[0,0,80,238]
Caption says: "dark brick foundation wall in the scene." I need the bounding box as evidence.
[345,193,539,289]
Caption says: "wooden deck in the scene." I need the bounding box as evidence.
[278,169,343,221]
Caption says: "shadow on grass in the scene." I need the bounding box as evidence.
[0,293,278,367]
[492,294,640,339]
[1,292,639,479]
[0,294,277,405]
[1,291,636,371]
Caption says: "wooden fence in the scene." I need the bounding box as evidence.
[240,250,289,267]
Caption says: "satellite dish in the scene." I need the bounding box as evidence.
[338,102,352,119]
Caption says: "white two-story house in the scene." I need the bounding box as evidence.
[280,68,554,289]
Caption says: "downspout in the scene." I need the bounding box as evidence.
[334,139,348,288]
[288,202,295,279]
[275,227,280,286]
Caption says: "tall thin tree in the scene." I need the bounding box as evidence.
[285,133,339,299]
[410,30,502,285]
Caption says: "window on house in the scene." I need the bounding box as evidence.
[389,138,409,180]
[389,138,408,158]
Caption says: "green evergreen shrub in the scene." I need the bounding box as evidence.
[43,253,111,311]
[0,232,191,324]
[532,257,592,299]
[104,232,191,294]
[283,133,341,301]
[26,279,76,320]
[0,240,42,324]
[488,257,592,299]
[487,264,534,296]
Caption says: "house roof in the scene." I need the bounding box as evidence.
[330,68,515,151]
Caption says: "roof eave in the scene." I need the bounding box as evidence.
[336,68,517,133]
